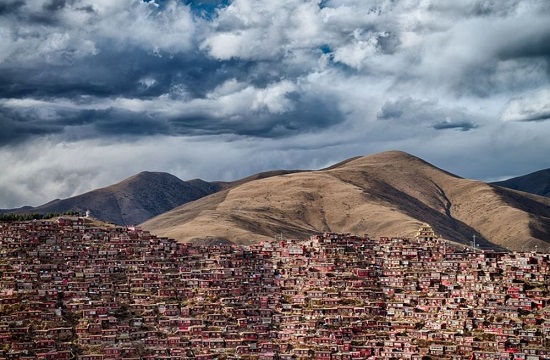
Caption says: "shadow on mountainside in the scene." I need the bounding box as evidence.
[491,185,550,247]
[366,178,505,251]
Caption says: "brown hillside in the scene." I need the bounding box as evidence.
[141,151,550,251]
[0,168,313,225]
[21,172,219,225]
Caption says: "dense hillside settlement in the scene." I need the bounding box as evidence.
[1,218,550,359]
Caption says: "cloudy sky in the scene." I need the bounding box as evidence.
[1,0,549,208]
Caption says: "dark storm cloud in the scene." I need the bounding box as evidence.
[0,42,288,103]
[377,97,480,132]
[432,121,478,132]
[428,1,523,18]
[43,0,71,12]
[0,1,24,15]
[0,47,207,99]
[0,81,346,147]
[0,105,174,146]
[90,109,172,136]
[0,50,278,109]
[498,31,550,62]
[0,106,64,146]
[0,0,71,25]
[518,113,550,122]
[0,67,117,99]
[168,92,345,138]
[136,92,340,138]
[377,97,438,123]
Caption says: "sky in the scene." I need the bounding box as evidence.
[1,0,550,208]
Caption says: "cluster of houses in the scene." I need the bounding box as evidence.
[1,218,550,359]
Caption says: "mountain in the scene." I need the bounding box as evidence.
[141,151,550,251]
[0,169,308,225]
[1,172,220,225]
[493,169,550,197]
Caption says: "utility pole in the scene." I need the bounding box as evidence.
[472,235,476,252]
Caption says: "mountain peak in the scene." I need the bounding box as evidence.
[361,150,435,165]
[368,149,415,158]
[126,171,178,181]
[4,172,220,226]
[142,151,550,251]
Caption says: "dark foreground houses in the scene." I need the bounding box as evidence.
[1,218,550,359]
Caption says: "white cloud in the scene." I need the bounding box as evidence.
[500,88,550,122]
[332,31,387,69]
[0,0,195,67]
[201,0,325,60]
[97,0,195,52]
[252,81,297,114]
[1,0,550,208]
[200,32,246,60]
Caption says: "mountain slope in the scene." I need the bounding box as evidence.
[0,169,310,225]
[493,169,550,197]
[141,151,550,251]
[19,172,219,225]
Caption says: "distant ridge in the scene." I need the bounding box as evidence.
[0,169,309,225]
[0,172,219,225]
[212,170,304,191]
[142,150,550,251]
[493,168,550,197]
